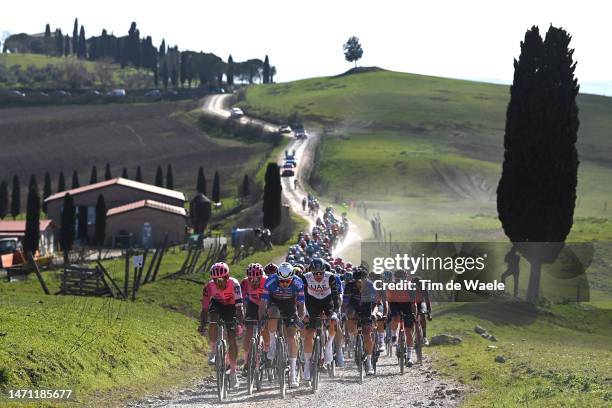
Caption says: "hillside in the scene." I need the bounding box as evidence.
[0,53,152,90]
[240,70,612,243]
[0,101,272,206]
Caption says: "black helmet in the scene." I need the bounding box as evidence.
[352,268,366,281]
[309,258,325,273]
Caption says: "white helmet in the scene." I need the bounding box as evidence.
[277,262,294,280]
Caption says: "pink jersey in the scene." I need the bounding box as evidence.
[386,288,416,303]
[240,275,267,306]
[202,277,243,310]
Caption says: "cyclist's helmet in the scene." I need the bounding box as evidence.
[324,261,332,272]
[345,262,353,270]
[411,275,422,283]
[334,265,344,274]
[309,257,325,273]
[394,269,408,280]
[246,263,263,278]
[264,263,278,275]
[210,262,229,278]
[277,262,294,280]
[383,270,394,282]
[352,268,366,281]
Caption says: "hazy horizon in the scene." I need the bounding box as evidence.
[1,0,610,95]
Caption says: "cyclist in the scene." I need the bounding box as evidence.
[199,262,244,389]
[342,267,379,374]
[264,262,278,277]
[260,262,305,388]
[302,197,307,212]
[386,269,417,367]
[240,263,269,372]
[301,258,340,383]
[412,275,432,346]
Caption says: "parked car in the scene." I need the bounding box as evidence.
[50,90,71,97]
[278,125,292,134]
[284,159,297,167]
[107,89,126,97]
[295,130,309,140]
[282,163,295,169]
[281,169,295,177]
[145,89,162,98]
[230,107,244,118]
[8,90,26,97]
[87,90,102,96]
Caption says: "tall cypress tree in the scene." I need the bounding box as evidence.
[58,171,66,192]
[104,163,112,180]
[497,25,580,301]
[24,185,40,256]
[90,166,98,184]
[161,59,169,89]
[263,55,270,84]
[159,39,166,57]
[242,174,250,197]
[45,24,51,38]
[166,164,174,189]
[95,194,107,247]
[77,206,88,242]
[196,166,206,195]
[55,29,63,55]
[71,170,80,189]
[72,18,78,55]
[78,25,86,58]
[11,175,20,219]
[155,166,164,187]
[60,193,76,264]
[227,55,234,86]
[42,172,52,214]
[262,163,282,230]
[29,174,38,192]
[64,35,70,56]
[136,165,143,182]
[121,167,128,179]
[212,171,220,204]
[0,181,8,219]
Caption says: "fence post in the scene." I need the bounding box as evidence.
[29,253,50,295]
[124,248,130,298]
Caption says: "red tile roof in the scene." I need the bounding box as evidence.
[107,199,187,217]
[0,220,55,235]
[44,178,185,203]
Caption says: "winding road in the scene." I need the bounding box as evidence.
[128,94,463,408]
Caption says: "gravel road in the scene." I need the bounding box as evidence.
[128,95,464,408]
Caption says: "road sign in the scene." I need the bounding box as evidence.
[133,255,144,268]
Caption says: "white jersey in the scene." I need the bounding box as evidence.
[302,271,335,300]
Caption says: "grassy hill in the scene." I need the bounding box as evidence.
[240,69,612,242]
[0,100,272,206]
[241,68,612,407]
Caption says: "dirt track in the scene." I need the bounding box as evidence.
[128,95,464,408]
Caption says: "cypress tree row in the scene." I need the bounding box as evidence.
[71,170,80,189]
[136,165,143,182]
[90,166,98,184]
[166,164,174,189]
[104,163,112,180]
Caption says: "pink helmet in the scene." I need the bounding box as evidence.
[247,263,264,277]
[210,262,229,278]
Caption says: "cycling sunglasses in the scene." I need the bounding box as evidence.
[313,270,324,276]
[214,278,226,285]
[278,278,293,284]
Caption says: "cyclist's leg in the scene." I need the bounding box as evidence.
[303,303,320,380]
[221,305,239,373]
[286,321,299,385]
[208,302,221,354]
[243,302,258,365]
[266,303,280,360]
[403,304,416,363]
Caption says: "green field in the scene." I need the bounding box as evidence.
[0,53,152,90]
[0,100,272,208]
[430,301,612,407]
[240,69,612,243]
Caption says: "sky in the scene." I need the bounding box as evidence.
[1,0,610,95]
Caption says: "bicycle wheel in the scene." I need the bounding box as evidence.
[256,343,265,391]
[216,340,226,402]
[247,337,257,395]
[355,333,364,384]
[312,335,320,392]
[398,330,405,375]
[277,339,287,398]
[296,336,304,383]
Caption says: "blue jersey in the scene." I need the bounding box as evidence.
[334,274,344,294]
[262,275,305,304]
